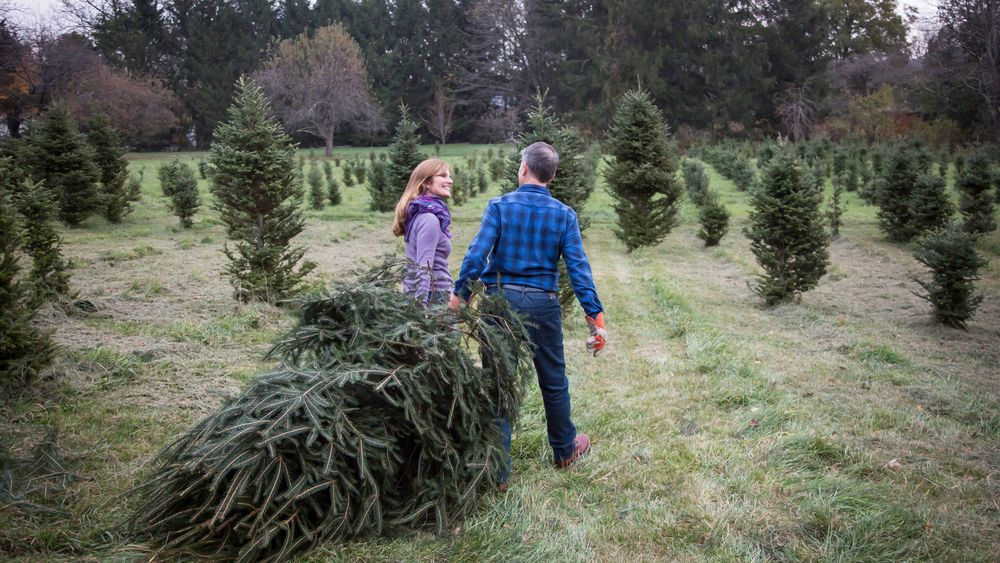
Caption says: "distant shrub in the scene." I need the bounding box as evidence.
[308,162,325,210]
[697,192,729,247]
[166,162,200,228]
[682,159,710,207]
[957,151,996,235]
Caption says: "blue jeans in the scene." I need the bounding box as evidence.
[487,285,578,483]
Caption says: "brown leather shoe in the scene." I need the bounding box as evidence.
[554,434,591,469]
[497,482,509,493]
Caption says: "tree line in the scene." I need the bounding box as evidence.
[1,0,997,148]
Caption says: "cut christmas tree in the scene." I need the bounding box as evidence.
[130,259,533,561]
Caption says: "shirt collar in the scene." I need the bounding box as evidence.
[517,183,552,197]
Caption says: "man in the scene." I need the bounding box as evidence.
[451,141,607,488]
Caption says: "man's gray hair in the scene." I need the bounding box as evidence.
[521,141,559,184]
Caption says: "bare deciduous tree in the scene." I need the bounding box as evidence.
[457,0,551,111]
[421,82,455,144]
[255,23,381,156]
[476,105,520,142]
[775,83,815,142]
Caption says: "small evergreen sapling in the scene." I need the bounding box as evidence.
[909,173,954,235]
[367,160,387,199]
[158,162,176,199]
[322,160,333,183]
[696,191,730,247]
[488,158,504,182]
[159,160,199,224]
[450,165,469,206]
[342,164,355,187]
[327,178,342,206]
[956,151,997,235]
[682,158,710,207]
[476,166,488,194]
[912,223,986,329]
[843,160,859,193]
[827,173,845,239]
[731,154,758,192]
[353,161,367,184]
[87,113,138,223]
[169,162,200,228]
[368,105,425,212]
[745,150,830,305]
[14,179,72,301]
[858,160,876,203]
[307,161,325,209]
[603,89,682,251]
[209,78,315,303]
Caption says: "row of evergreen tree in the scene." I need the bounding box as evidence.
[587,88,992,328]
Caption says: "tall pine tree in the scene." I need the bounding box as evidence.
[26,104,100,226]
[745,149,829,305]
[603,89,681,251]
[209,77,315,303]
[368,105,425,212]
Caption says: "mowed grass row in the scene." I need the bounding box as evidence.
[2,145,998,560]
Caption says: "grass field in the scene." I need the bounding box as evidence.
[2,144,999,561]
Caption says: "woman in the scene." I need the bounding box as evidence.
[392,159,454,304]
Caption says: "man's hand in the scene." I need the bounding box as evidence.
[448,294,461,310]
[585,313,607,357]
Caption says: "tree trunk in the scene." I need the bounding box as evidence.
[325,130,334,157]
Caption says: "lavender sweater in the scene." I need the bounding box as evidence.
[403,213,453,301]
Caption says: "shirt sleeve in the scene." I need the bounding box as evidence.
[454,200,500,300]
[561,210,603,317]
[409,213,441,302]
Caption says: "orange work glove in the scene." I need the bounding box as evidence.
[584,312,607,357]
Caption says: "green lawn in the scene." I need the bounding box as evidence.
[2,145,998,561]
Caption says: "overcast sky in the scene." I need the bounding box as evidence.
[5,0,942,36]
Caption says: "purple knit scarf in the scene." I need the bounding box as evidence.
[403,195,452,242]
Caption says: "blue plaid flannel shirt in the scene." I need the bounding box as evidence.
[454,184,603,317]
